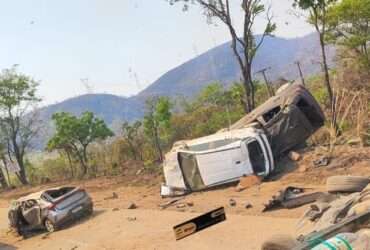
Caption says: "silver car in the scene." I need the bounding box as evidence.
[8,186,93,234]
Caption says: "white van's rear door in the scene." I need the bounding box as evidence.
[195,143,252,186]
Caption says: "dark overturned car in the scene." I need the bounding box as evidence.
[8,186,93,235]
[230,83,325,157]
[161,83,325,194]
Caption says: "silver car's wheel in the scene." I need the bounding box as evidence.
[44,219,57,233]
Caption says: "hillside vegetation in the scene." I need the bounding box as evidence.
[0,0,368,188]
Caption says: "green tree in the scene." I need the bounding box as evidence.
[169,0,276,113]
[143,97,172,162]
[196,83,240,127]
[47,111,113,177]
[171,83,244,140]
[0,135,13,188]
[327,0,370,67]
[293,0,336,107]
[0,67,41,185]
[122,121,144,160]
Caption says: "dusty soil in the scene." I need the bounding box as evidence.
[0,145,369,250]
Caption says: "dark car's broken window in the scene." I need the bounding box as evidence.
[247,140,266,174]
[45,187,74,199]
[262,106,281,123]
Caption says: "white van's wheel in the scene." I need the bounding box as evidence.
[44,219,57,233]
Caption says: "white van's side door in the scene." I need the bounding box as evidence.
[195,142,252,186]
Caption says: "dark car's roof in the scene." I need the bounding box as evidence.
[230,83,324,130]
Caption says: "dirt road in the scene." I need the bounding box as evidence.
[0,207,298,250]
[1,145,369,249]
[0,174,319,250]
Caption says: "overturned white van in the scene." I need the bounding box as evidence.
[162,127,274,193]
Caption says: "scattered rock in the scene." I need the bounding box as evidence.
[127,202,137,209]
[104,192,119,200]
[235,175,261,192]
[127,217,137,221]
[289,151,301,161]
[136,169,143,175]
[71,246,78,250]
[186,201,194,207]
[112,207,120,211]
[229,199,237,207]
[298,165,308,173]
[245,202,253,209]
[313,156,330,167]
[176,203,186,209]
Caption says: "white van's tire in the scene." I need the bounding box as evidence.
[261,234,298,250]
[326,176,370,193]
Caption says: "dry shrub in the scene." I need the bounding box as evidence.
[309,127,331,146]
[330,88,369,146]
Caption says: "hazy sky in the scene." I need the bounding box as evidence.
[0,0,313,105]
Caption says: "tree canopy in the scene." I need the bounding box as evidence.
[327,0,370,67]
[169,0,276,112]
[0,66,41,184]
[143,97,172,162]
[47,111,113,177]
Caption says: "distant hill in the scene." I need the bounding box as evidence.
[35,33,334,148]
[137,33,335,98]
[38,94,144,126]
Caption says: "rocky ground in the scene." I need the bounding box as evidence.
[0,145,369,250]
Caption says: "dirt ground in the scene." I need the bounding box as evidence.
[0,145,369,250]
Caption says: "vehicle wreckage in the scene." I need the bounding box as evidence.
[8,186,93,235]
[162,83,325,195]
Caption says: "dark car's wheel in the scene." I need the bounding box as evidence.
[85,204,93,216]
[44,219,57,233]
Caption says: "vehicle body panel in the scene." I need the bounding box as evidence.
[230,83,325,156]
[163,127,274,192]
[8,186,93,234]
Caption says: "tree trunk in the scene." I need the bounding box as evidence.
[79,157,88,177]
[0,156,9,188]
[318,32,338,133]
[65,150,74,178]
[242,68,253,113]
[154,127,163,162]
[0,167,8,189]
[16,157,28,185]
[10,129,28,185]
[128,141,137,160]
[2,157,11,186]
[81,146,89,176]
[319,33,334,106]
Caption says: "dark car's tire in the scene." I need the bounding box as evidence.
[44,219,58,233]
[86,205,93,216]
[326,176,370,193]
[261,234,298,250]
